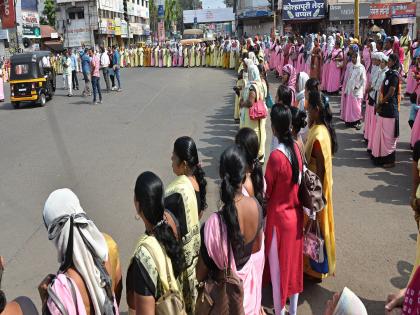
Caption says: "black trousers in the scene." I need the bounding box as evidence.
[72,70,79,89]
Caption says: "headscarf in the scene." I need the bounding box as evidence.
[242,58,262,101]
[333,287,368,315]
[327,36,334,54]
[370,41,377,52]
[43,189,115,315]
[345,53,366,98]
[282,64,297,94]
[297,71,309,93]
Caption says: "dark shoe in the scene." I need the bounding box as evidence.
[383,162,395,168]
[355,122,362,130]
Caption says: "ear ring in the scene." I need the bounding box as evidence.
[135,214,141,221]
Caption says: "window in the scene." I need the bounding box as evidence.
[77,11,84,19]
[14,64,29,75]
[68,12,76,19]
[145,1,148,8]
[141,0,144,6]
[137,0,139,4]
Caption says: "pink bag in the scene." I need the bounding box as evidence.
[303,219,324,263]
[249,100,267,120]
[46,274,86,315]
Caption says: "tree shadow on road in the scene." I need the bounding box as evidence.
[390,260,414,289]
[199,93,237,181]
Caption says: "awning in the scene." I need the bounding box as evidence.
[42,40,64,52]
[41,25,59,39]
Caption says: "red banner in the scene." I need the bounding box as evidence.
[0,0,16,29]
[391,2,416,18]
[369,3,391,20]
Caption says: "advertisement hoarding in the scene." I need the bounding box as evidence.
[282,0,325,20]
[183,8,235,24]
[329,3,370,21]
[0,0,16,29]
[22,11,41,38]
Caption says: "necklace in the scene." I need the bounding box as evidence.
[234,194,244,203]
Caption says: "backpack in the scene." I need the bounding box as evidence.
[43,274,85,315]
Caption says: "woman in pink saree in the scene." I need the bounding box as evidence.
[282,64,297,105]
[325,40,343,94]
[196,146,265,315]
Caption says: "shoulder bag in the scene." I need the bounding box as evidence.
[297,144,326,215]
[141,242,187,315]
[249,99,268,120]
[195,213,245,315]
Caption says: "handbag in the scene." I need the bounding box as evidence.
[309,244,329,274]
[141,242,187,315]
[303,219,324,263]
[195,213,245,315]
[265,93,274,109]
[297,145,326,215]
[249,99,268,120]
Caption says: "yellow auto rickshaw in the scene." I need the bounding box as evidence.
[9,51,56,109]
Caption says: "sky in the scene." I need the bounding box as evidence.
[202,0,226,9]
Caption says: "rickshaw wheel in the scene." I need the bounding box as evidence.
[12,102,20,109]
[38,93,46,107]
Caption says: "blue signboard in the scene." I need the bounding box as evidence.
[238,10,272,19]
[158,5,164,18]
[21,0,38,11]
[282,0,325,20]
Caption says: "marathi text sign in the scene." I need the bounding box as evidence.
[282,0,325,20]
[369,3,391,19]
[391,3,416,18]
[329,3,370,21]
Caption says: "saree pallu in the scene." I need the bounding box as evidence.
[371,116,398,164]
[204,212,265,315]
[165,175,200,314]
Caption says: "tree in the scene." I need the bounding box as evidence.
[164,0,181,32]
[149,0,158,32]
[224,0,233,7]
[178,0,202,10]
[42,0,56,27]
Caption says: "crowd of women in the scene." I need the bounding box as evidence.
[2,30,420,315]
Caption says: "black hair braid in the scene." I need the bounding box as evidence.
[219,146,247,257]
[270,104,300,184]
[290,107,307,134]
[0,290,6,313]
[193,164,207,211]
[135,172,186,278]
[152,223,185,277]
[235,128,265,210]
[174,136,207,212]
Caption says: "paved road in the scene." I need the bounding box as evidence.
[0,67,415,314]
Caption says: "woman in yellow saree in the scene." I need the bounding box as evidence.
[304,88,338,280]
[165,136,207,314]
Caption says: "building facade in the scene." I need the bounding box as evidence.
[235,0,275,37]
[55,0,150,49]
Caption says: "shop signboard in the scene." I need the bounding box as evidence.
[391,2,416,25]
[391,3,416,18]
[0,0,16,29]
[0,29,9,40]
[22,11,41,38]
[158,5,164,18]
[183,8,235,23]
[100,18,115,35]
[21,0,37,11]
[158,21,165,41]
[65,27,91,47]
[130,23,143,35]
[282,0,325,20]
[120,20,128,38]
[115,18,121,36]
[329,3,370,21]
[369,3,391,19]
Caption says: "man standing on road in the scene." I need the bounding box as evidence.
[62,50,73,97]
[112,46,122,92]
[80,48,92,96]
[70,49,79,91]
[100,47,111,93]
[89,49,102,104]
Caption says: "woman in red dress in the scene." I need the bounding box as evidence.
[264,104,303,315]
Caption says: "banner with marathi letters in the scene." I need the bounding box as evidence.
[282,0,325,20]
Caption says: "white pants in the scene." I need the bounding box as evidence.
[269,228,299,315]
[63,73,72,95]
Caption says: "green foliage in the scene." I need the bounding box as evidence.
[164,0,180,32]
[42,0,56,26]
[178,0,202,10]
[149,0,158,32]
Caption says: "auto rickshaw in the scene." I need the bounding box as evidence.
[9,51,56,109]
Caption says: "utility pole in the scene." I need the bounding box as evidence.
[354,0,359,40]
[272,0,276,35]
